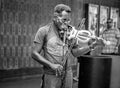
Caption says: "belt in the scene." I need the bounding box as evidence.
[44,66,72,76]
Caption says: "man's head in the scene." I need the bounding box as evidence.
[107,18,113,28]
[53,4,71,31]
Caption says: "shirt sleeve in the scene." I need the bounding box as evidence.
[34,27,47,45]
[115,28,120,38]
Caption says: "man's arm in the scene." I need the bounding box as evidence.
[31,26,63,75]
[115,28,120,47]
[31,43,51,66]
[32,43,53,67]
[31,43,63,75]
[116,38,120,47]
[31,27,54,67]
[71,45,91,57]
[71,38,104,57]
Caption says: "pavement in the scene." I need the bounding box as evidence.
[0,75,78,88]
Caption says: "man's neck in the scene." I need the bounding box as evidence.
[52,21,63,39]
[107,26,113,29]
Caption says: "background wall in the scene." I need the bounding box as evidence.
[0,0,84,79]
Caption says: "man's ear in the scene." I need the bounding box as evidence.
[54,17,60,23]
[53,15,59,22]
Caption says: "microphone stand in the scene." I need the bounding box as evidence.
[61,29,67,88]
[60,19,86,87]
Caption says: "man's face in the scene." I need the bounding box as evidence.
[107,22,113,28]
[55,11,71,31]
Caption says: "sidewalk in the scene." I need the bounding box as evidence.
[0,75,78,88]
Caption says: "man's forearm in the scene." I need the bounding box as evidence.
[117,38,120,46]
[31,51,53,67]
[72,46,90,57]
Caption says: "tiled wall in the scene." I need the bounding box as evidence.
[0,0,119,70]
[0,0,48,70]
[0,0,78,70]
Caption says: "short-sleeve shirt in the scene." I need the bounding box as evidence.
[102,28,120,53]
[34,22,73,75]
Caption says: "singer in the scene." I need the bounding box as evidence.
[31,4,100,88]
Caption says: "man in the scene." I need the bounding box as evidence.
[32,4,97,88]
[101,19,120,55]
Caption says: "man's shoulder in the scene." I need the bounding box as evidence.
[114,28,120,32]
[102,28,108,34]
[34,23,52,38]
[38,23,52,32]
[103,28,115,33]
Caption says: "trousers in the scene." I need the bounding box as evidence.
[41,69,73,88]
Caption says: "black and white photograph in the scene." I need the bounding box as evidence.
[0,0,120,88]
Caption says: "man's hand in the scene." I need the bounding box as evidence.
[89,38,105,50]
[50,63,63,76]
[88,38,96,46]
